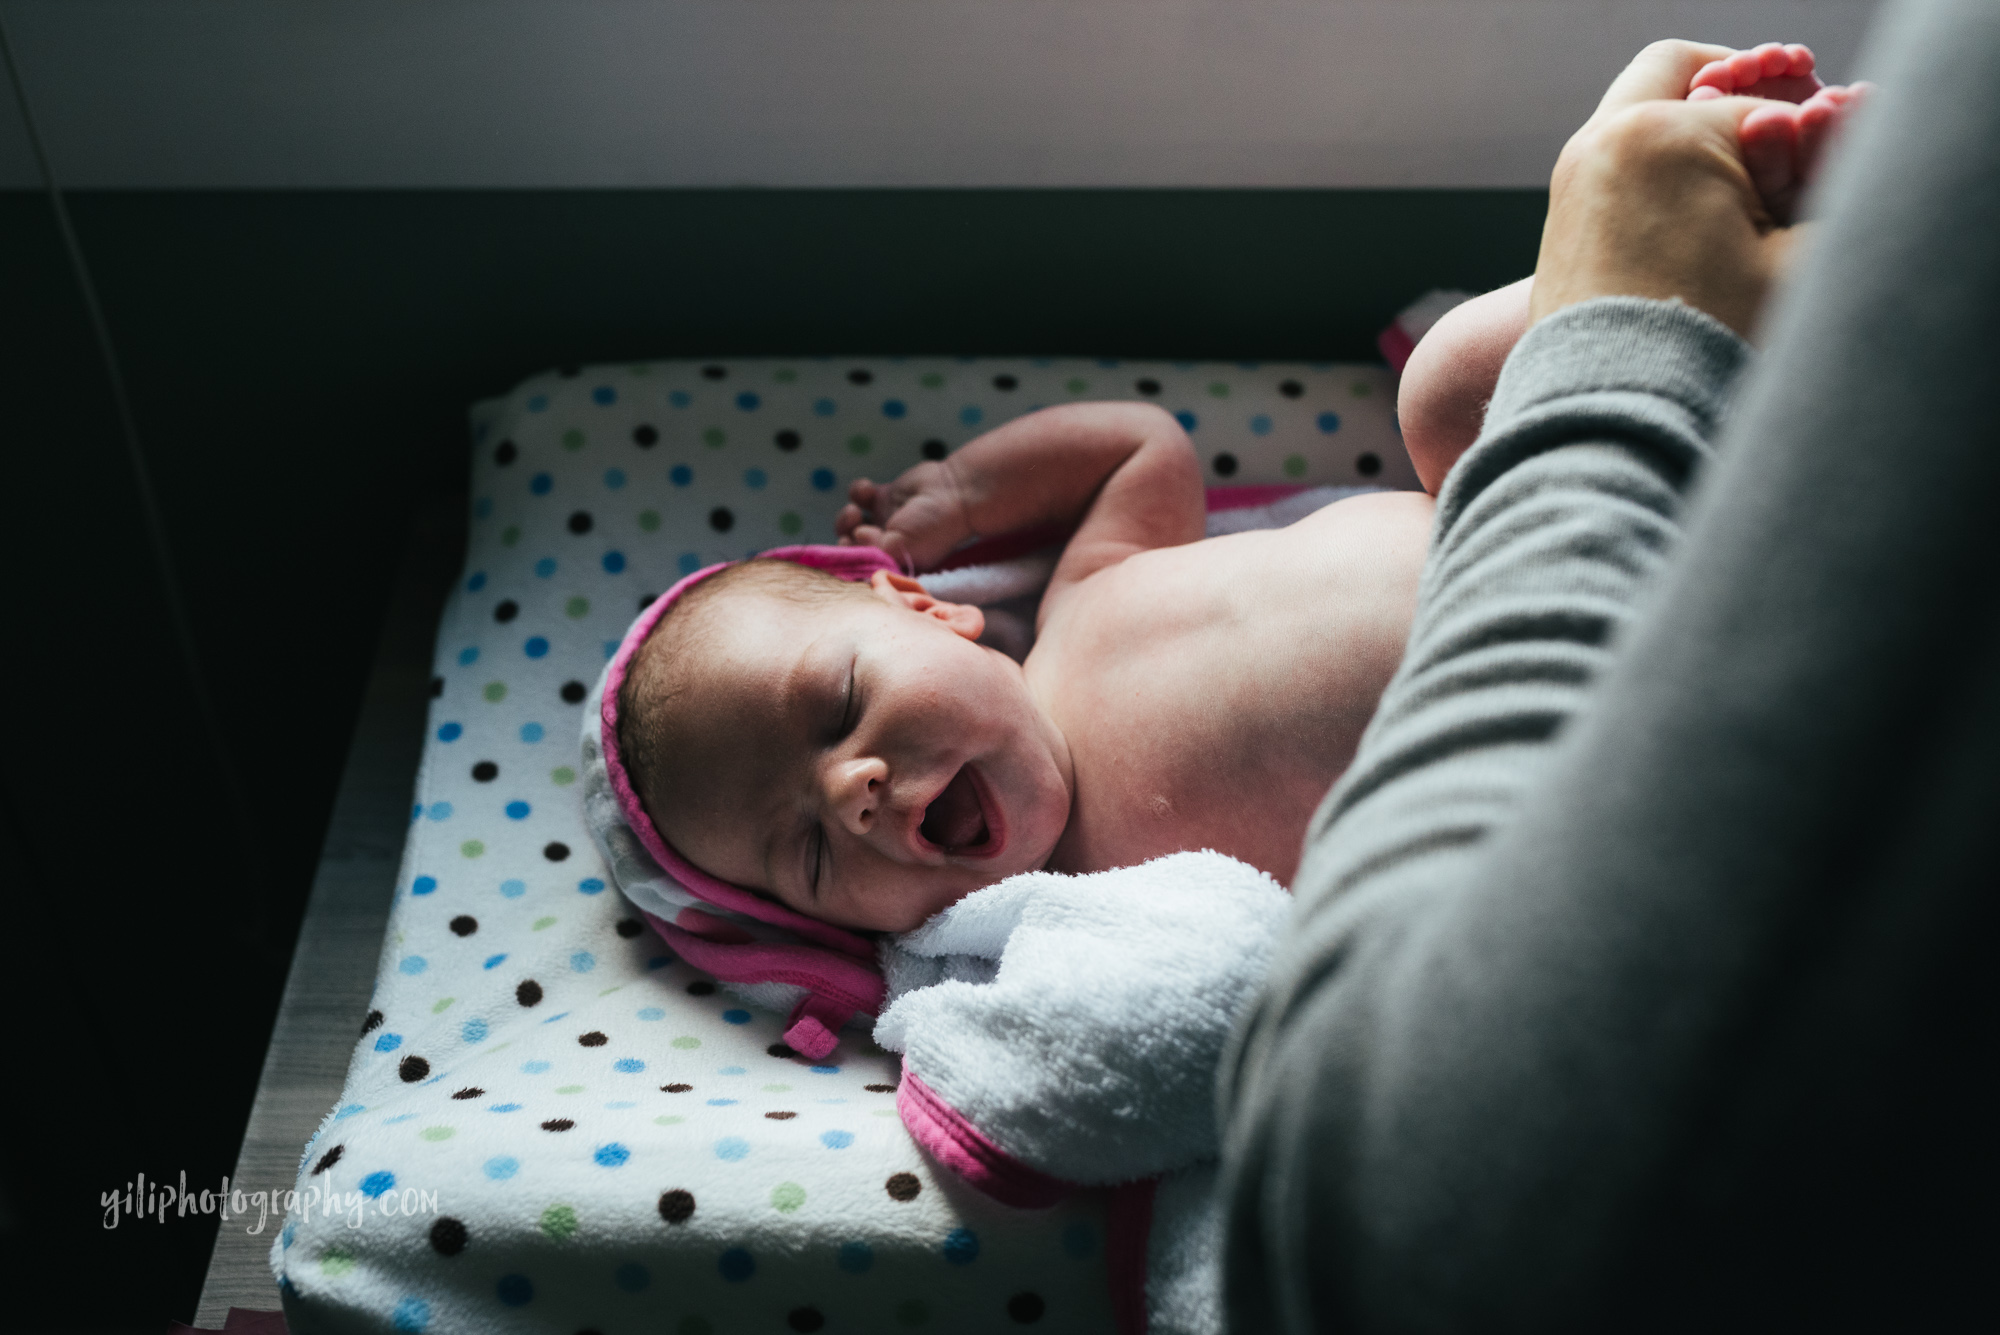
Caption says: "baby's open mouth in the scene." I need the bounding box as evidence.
[921,766,993,853]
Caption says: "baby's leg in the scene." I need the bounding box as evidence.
[1688,42,1872,224]
[1396,277,1533,495]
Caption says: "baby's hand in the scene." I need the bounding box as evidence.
[1687,42,1872,225]
[834,461,975,571]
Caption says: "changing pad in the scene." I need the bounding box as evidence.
[272,356,1413,1335]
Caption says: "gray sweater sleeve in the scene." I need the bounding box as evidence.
[1216,296,1749,1332]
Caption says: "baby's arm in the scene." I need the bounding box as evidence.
[1398,276,1533,495]
[837,402,1204,590]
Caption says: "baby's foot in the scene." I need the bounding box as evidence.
[1687,43,1870,224]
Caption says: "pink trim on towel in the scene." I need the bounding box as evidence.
[1204,483,1312,512]
[640,910,884,1060]
[1106,1178,1159,1335]
[896,1069,1073,1209]
[1378,321,1419,375]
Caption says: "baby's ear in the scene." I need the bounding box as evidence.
[868,571,986,641]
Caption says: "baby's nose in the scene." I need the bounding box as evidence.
[829,757,890,836]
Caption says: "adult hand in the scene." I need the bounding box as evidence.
[1530,40,1805,338]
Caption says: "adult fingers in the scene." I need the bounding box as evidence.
[1590,39,1739,123]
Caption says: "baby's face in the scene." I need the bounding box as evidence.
[649,573,1073,933]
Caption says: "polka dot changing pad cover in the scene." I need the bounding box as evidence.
[274,356,1413,1335]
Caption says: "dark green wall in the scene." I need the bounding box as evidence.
[0,187,1543,1328]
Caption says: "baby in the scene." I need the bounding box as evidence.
[614,43,1863,936]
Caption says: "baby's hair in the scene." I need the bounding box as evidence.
[617,559,875,834]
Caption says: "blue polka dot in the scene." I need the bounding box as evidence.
[495,1274,533,1307]
[707,1098,737,1107]
[603,468,626,490]
[943,1227,980,1264]
[467,572,487,592]
[810,1064,840,1074]
[718,1247,756,1282]
[505,800,531,819]
[1061,1220,1098,1258]
[1175,410,1198,432]
[499,878,526,898]
[462,1019,489,1043]
[593,385,617,405]
[484,953,508,969]
[670,464,693,486]
[281,1221,296,1249]
[484,1155,519,1180]
[578,877,605,894]
[456,647,479,666]
[715,1137,750,1162]
[882,399,907,418]
[521,1059,551,1074]
[391,1296,430,1332]
[374,1032,402,1052]
[489,1103,521,1113]
[613,1058,645,1073]
[813,398,837,417]
[334,1103,365,1120]
[743,467,767,489]
[399,956,427,975]
[524,637,549,659]
[603,1100,635,1110]
[736,391,761,411]
[571,951,596,972]
[677,552,701,574]
[519,722,544,743]
[594,1142,631,1168]
[1316,411,1342,433]
[534,557,556,577]
[647,955,671,970]
[959,405,983,426]
[669,390,691,408]
[435,722,462,742]
[412,875,438,896]
[411,802,421,821]
[810,468,836,491]
[718,1066,746,1076]
[614,1261,650,1293]
[473,496,494,519]
[722,1009,751,1025]
[426,802,452,821]
[1249,413,1273,435]
[530,472,553,495]
[637,1007,665,1021]
[527,393,548,412]
[602,550,627,574]
[604,638,619,659]
[837,1241,874,1273]
[820,1129,854,1149]
[359,1170,396,1199]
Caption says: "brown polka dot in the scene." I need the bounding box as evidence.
[788,1307,825,1333]
[847,368,873,385]
[541,1118,575,1132]
[1007,1292,1046,1323]
[775,429,801,451]
[766,1043,796,1059]
[449,915,478,937]
[709,506,734,533]
[310,1145,343,1176]
[494,599,519,623]
[662,1083,693,1093]
[616,918,642,938]
[544,841,572,861]
[450,1087,484,1101]
[516,979,543,1007]
[1278,379,1304,399]
[567,510,594,535]
[559,682,587,705]
[495,440,518,464]
[864,1083,898,1094]
[361,1009,383,1036]
[1356,452,1382,477]
[578,1031,608,1047]
[1134,378,1161,396]
[1211,452,1238,477]
[702,364,727,380]
[638,593,655,611]
[429,677,444,698]
[921,439,947,460]
[399,1055,430,1083]
[658,1188,695,1224]
[632,424,658,447]
[429,1216,468,1257]
[992,374,1018,391]
[765,1111,797,1121]
[471,761,498,782]
[686,980,715,997]
[885,1172,921,1201]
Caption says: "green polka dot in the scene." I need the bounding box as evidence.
[550,766,577,786]
[919,372,945,389]
[771,1182,806,1213]
[629,364,651,376]
[671,1036,701,1050]
[1351,381,1372,397]
[562,429,586,451]
[896,1299,930,1326]
[638,509,660,532]
[431,997,455,1013]
[565,596,590,618]
[872,1108,898,1118]
[500,525,520,547]
[1065,378,1088,394]
[778,512,803,536]
[483,682,507,702]
[556,1085,584,1095]
[461,840,485,858]
[539,1204,579,1240]
[773,368,797,384]
[320,1247,356,1278]
[1207,381,1230,398]
[419,1126,455,1142]
[678,1317,714,1335]
[702,427,726,448]
[532,915,557,931]
[847,434,872,455]
[762,1083,791,1093]
[655,1115,685,1127]
[1282,454,1308,478]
